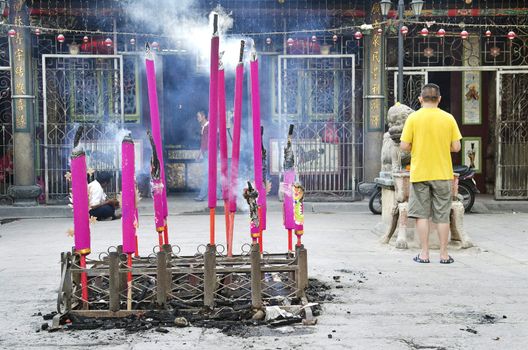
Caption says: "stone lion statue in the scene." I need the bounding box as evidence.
[381,103,414,173]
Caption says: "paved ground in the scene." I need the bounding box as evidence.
[0,204,527,349]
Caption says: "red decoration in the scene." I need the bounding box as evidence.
[265,37,271,45]
[8,29,16,38]
[420,28,429,37]
[332,34,338,42]
[507,31,516,40]
[400,26,409,36]
[485,30,492,38]
[130,38,136,45]
[287,38,294,47]
[490,46,501,58]
[34,28,41,36]
[83,36,89,43]
[460,30,469,40]
[377,28,383,35]
[354,31,363,40]
[104,38,113,47]
[80,39,114,54]
[57,34,65,43]
[436,28,446,38]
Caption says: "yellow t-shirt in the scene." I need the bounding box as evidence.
[400,107,462,183]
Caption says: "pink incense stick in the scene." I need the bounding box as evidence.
[71,150,91,255]
[208,33,219,209]
[283,170,295,229]
[121,136,136,254]
[218,65,228,202]
[250,54,265,240]
[229,42,245,214]
[145,48,169,240]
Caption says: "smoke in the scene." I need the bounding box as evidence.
[125,1,253,73]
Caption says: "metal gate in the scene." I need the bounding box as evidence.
[275,54,358,200]
[495,70,528,199]
[0,37,13,204]
[390,70,427,110]
[40,54,124,203]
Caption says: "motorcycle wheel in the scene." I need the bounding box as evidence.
[458,182,475,213]
[368,187,382,215]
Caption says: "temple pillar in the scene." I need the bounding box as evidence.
[7,0,41,206]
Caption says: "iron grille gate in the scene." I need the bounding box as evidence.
[391,71,427,110]
[0,36,12,204]
[275,54,359,200]
[496,70,528,199]
[40,55,124,203]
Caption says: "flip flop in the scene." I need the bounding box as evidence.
[413,254,430,263]
[440,256,455,264]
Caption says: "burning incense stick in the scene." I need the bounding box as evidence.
[218,55,230,252]
[208,13,219,245]
[147,130,164,247]
[243,181,260,245]
[283,124,296,251]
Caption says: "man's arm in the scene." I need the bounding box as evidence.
[450,140,461,152]
[400,141,412,152]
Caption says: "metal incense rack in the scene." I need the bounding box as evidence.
[57,243,309,318]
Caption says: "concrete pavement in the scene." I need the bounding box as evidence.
[0,208,527,349]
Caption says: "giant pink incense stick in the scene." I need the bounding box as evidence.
[70,126,90,305]
[208,14,219,245]
[147,130,165,247]
[121,135,136,310]
[227,41,245,256]
[145,44,169,245]
[250,53,265,252]
[218,57,230,251]
[121,135,136,254]
[283,125,295,251]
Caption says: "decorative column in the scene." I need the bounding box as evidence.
[7,0,40,206]
[363,3,385,181]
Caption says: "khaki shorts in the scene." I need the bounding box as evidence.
[408,180,452,224]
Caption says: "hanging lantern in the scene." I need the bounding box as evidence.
[507,31,516,40]
[377,28,383,35]
[400,26,409,37]
[311,35,317,43]
[104,38,113,47]
[354,31,363,40]
[265,37,272,45]
[83,36,89,43]
[8,29,16,38]
[57,34,65,43]
[420,28,429,37]
[332,34,338,42]
[436,28,446,38]
[130,38,136,46]
[460,30,469,40]
[287,38,294,47]
[151,41,159,50]
[485,30,492,38]
[34,28,41,36]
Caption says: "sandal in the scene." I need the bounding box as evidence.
[413,254,430,263]
[440,256,455,264]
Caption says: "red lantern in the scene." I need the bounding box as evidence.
[83,36,89,43]
[420,28,429,37]
[400,26,409,36]
[354,31,363,40]
[460,30,469,40]
[287,38,294,47]
[34,28,41,36]
[8,29,16,38]
[332,34,338,42]
[57,34,65,43]
[485,30,492,38]
[130,38,136,45]
[104,38,113,47]
[265,37,271,45]
[436,28,446,38]
[507,31,516,40]
[311,35,317,43]
[377,28,383,35]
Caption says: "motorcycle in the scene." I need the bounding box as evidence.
[359,166,479,215]
[453,165,479,213]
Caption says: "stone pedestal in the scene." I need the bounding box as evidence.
[7,185,42,207]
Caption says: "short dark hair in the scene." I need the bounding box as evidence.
[421,83,441,102]
[96,171,112,185]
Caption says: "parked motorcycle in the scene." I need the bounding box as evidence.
[454,165,479,213]
[359,166,479,215]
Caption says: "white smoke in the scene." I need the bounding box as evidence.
[126,1,253,73]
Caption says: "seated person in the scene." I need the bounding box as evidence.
[88,171,120,221]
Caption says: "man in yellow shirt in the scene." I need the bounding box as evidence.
[400,83,462,264]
